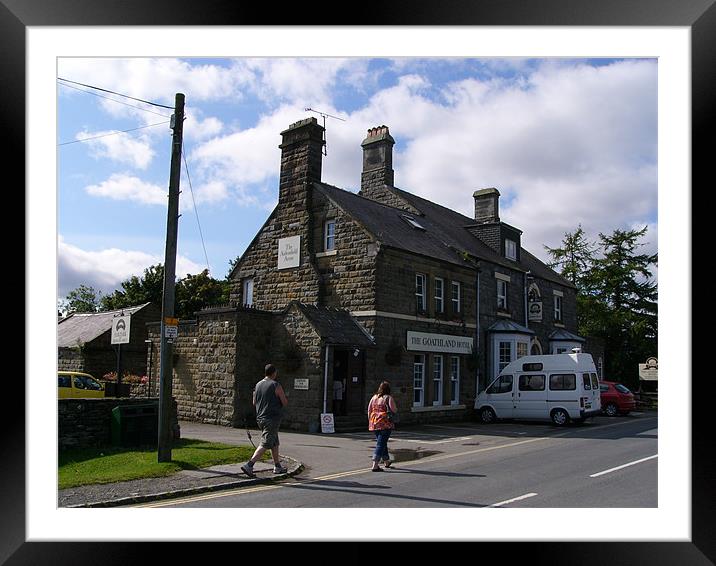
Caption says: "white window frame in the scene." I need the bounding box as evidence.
[450,356,460,405]
[413,354,425,407]
[497,280,508,310]
[505,238,517,260]
[243,278,254,307]
[416,273,427,312]
[324,220,336,251]
[434,277,444,313]
[451,281,461,313]
[433,355,443,406]
[554,294,563,321]
[491,334,531,381]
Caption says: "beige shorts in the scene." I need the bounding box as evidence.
[257,417,281,449]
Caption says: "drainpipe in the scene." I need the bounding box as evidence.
[475,263,481,396]
[322,343,331,414]
[524,271,530,328]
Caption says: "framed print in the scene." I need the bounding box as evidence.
[10,0,712,563]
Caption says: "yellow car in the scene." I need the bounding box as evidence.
[58,371,105,399]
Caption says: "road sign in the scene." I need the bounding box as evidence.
[320,413,335,434]
[111,315,131,344]
[639,357,658,381]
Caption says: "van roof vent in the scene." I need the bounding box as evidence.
[571,347,582,353]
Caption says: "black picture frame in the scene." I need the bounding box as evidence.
[8,0,709,563]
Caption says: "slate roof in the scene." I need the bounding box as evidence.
[57,303,151,348]
[292,303,375,348]
[548,328,585,342]
[486,319,535,335]
[314,183,574,289]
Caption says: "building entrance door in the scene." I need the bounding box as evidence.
[334,349,365,416]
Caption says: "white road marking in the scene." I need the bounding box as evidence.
[489,492,538,507]
[589,454,658,478]
[136,417,656,507]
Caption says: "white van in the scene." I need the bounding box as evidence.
[475,351,601,425]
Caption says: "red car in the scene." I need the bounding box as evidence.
[599,381,636,416]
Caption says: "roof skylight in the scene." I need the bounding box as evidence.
[401,215,426,230]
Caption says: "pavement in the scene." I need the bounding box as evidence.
[58,423,305,508]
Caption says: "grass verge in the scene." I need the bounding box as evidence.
[59,438,261,490]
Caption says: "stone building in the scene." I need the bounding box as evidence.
[58,302,160,379]
[152,117,600,432]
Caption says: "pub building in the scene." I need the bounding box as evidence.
[148,117,600,432]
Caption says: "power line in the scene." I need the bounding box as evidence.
[57,77,175,110]
[58,81,173,118]
[182,150,211,275]
[58,120,170,146]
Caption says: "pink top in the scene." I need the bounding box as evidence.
[368,394,397,431]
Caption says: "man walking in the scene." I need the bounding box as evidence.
[241,364,289,477]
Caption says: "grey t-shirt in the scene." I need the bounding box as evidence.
[254,378,283,420]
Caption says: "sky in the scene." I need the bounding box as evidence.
[57,57,658,301]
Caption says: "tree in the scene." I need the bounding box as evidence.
[546,226,657,388]
[63,285,102,314]
[544,225,597,289]
[587,227,658,386]
[100,264,164,311]
[175,269,231,319]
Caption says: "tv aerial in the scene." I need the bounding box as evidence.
[305,107,346,156]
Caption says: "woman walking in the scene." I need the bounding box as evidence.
[367,381,398,471]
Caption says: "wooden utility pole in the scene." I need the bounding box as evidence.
[158,93,185,462]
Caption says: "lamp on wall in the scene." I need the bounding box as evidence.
[353,349,360,357]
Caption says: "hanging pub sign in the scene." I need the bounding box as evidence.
[277,236,301,269]
[528,300,543,322]
[638,357,658,381]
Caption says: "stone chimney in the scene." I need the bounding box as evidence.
[360,125,395,193]
[278,117,325,205]
[473,188,500,223]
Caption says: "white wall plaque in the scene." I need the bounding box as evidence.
[407,331,473,354]
[294,378,309,390]
[277,235,301,269]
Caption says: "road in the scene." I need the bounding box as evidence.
[135,412,657,508]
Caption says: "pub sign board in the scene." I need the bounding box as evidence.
[277,236,301,269]
[406,331,473,354]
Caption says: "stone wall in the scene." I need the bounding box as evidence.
[148,316,238,426]
[360,314,476,425]
[269,304,325,431]
[58,347,84,372]
[230,119,324,311]
[58,397,178,451]
[312,190,378,311]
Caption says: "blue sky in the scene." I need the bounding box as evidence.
[57,57,657,300]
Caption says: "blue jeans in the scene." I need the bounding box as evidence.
[373,429,392,462]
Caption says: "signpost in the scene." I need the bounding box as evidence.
[158,93,185,463]
[111,312,131,397]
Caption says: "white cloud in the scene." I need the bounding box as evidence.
[85,174,167,205]
[58,236,205,297]
[77,130,155,169]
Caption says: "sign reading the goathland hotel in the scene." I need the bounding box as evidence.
[406,331,473,354]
